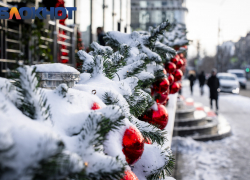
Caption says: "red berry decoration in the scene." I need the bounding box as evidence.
[123,170,139,180]
[91,102,101,110]
[176,59,184,69]
[154,92,169,105]
[173,69,183,82]
[152,78,170,94]
[140,104,169,130]
[168,74,174,85]
[170,82,180,94]
[165,62,176,74]
[171,55,180,64]
[122,126,144,165]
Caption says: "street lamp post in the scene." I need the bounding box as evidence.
[217,0,226,72]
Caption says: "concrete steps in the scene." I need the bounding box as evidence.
[173,96,231,141]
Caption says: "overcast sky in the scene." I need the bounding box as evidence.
[186,0,250,58]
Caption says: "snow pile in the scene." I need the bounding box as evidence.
[0,66,127,179]
[172,136,233,180]
[0,90,84,180]
[34,63,79,73]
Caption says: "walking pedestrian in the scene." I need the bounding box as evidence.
[188,73,196,95]
[96,27,105,46]
[207,69,220,112]
[198,71,206,96]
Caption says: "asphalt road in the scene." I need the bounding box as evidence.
[239,81,250,98]
[173,81,250,180]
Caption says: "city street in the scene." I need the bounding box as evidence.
[172,80,250,180]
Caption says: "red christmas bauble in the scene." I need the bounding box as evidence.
[122,126,144,165]
[176,59,184,69]
[165,62,176,74]
[141,104,168,130]
[152,78,170,94]
[168,74,174,85]
[91,102,101,110]
[151,104,168,129]
[173,69,183,82]
[171,55,180,64]
[170,82,180,94]
[123,170,139,180]
[154,92,169,105]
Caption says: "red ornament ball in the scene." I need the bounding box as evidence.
[168,74,174,85]
[152,78,170,94]
[140,104,169,130]
[123,170,139,180]
[170,82,180,94]
[173,69,183,82]
[171,55,180,64]
[91,102,101,110]
[154,92,169,105]
[176,59,184,69]
[151,104,169,129]
[122,126,144,165]
[165,62,176,74]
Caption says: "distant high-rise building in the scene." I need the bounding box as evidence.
[131,0,187,31]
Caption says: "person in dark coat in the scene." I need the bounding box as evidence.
[188,73,196,95]
[198,71,206,96]
[207,69,220,111]
[97,27,105,46]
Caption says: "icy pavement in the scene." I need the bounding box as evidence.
[172,80,250,180]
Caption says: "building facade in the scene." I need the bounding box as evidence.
[65,0,131,47]
[216,33,250,75]
[131,0,187,31]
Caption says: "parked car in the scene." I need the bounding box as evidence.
[217,73,240,94]
[227,69,247,89]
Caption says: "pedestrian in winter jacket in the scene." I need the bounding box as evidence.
[207,69,220,111]
[198,71,206,95]
[188,74,196,95]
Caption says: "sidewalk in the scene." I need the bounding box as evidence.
[172,80,250,180]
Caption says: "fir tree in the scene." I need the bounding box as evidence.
[14,66,51,121]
